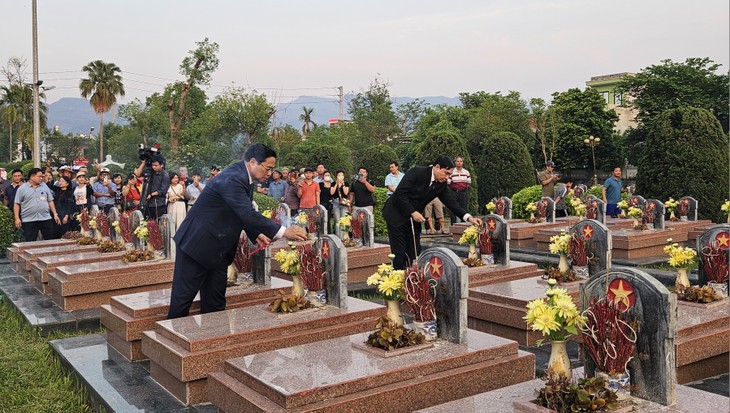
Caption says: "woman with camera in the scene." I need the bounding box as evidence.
[121,173,141,211]
[330,170,350,226]
[167,172,187,231]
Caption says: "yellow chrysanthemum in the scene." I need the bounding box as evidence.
[262,210,273,219]
[617,200,629,210]
[553,295,578,319]
[485,201,496,212]
[627,207,642,219]
[458,225,480,245]
[366,273,381,286]
[377,263,393,276]
[548,232,571,255]
[378,275,402,297]
[531,307,561,335]
[525,202,537,212]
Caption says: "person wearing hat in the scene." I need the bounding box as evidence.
[267,169,287,203]
[538,161,560,198]
[93,167,118,213]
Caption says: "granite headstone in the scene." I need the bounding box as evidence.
[628,195,646,209]
[495,196,512,220]
[569,219,611,276]
[314,234,348,308]
[352,207,375,247]
[131,210,144,249]
[417,247,469,344]
[108,207,120,242]
[573,184,588,200]
[302,205,328,237]
[696,224,730,289]
[158,214,175,259]
[646,199,665,230]
[678,196,698,221]
[482,214,510,266]
[584,195,606,224]
[251,200,258,212]
[276,203,291,227]
[540,197,556,223]
[580,268,676,406]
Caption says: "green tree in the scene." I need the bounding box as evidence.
[269,125,302,162]
[636,107,729,223]
[395,99,428,139]
[211,88,275,145]
[348,77,400,146]
[619,57,729,133]
[289,139,353,176]
[358,144,398,185]
[169,38,220,153]
[415,120,478,214]
[118,98,154,146]
[475,131,535,208]
[461,91,532,152]
[45,128,86,166]
[299,106,316,137]
[79,60,125,160]
[0,84,46,161]
[543,88,619,171]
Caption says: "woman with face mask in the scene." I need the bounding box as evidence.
[319,170,334,231]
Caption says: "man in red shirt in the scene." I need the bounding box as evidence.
[297,167,320,209]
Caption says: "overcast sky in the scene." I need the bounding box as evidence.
[1,0,728,106]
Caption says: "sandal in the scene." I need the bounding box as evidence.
[426,229,435,235]
[440,229,449,235]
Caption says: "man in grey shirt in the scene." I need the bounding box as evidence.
[14,168,61,241]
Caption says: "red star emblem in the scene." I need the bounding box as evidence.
[716,232,730,250]
[321,242,330,259]
[427,257,444,279]
[607,278,636,312]
[582,225,594,239]
[487,219,497,231]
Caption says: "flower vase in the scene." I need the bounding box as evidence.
[468,244,478,261]
[307,289,327,306]
[81,229,91,238]
[596,370,631,400]
[291,275,305,298]
[529,212,536,221]
[412,319,438,341]
[94,231,102,241]
[676,268,690,289]
[669,210,676,221]
[386,299,403,326]
[341,230,350,244]
[726,215,730,224]
[154,249,166,260]
[632,218,639,227]
[558,254,570,274]
[547,340,572,379]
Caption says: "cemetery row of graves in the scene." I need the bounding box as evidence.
[0,189,728,412]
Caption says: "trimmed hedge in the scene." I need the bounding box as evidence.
[372,187,388,236]
[636,107,729,223]
[0,205,21,257]
[253,192,279,213]
[475,131,535,209]
[511,185,542,219]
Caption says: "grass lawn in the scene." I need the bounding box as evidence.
[0,298,96,413]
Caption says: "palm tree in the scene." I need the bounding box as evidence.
[299,106,316,137]
[79,60,125,160]
[0,84,45,161]
[0,86,19,161]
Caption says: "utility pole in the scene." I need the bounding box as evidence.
[337,86,344,120]
[32,0,40,167]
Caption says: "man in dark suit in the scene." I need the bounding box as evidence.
[382,156,482,270]
[167,144,307,319]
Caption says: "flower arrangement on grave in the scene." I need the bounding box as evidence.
[616,200,629,218]
[97,240,125,253]
[676,285,722,304]
[146,220,165,252]
[580,297,637,398]
[133,220,148,242]
[307,211,317,236]
[96,212,110,238]
[114,214,134,244]
[570,197,587,219]
[274,242,304,297]
[367,254,406,325]
[229,234,252,286]
[678,198,690,220]
[337,213,357,246]
[479,225,494,265]
[76,236,98,245]
[485,201,496,213]
[536,375,619,412]
[268,290,312,313]
[536,199,548,220]
[62,231,82,240]
[665,197,679,221]
[294,211,308,228]
[525,202,539,223]
[701,237,729,297]
[403,262,437,340]
[89,216,97,230]
[664,238,697,291]
[524,278,587,379]
[627,206,643,229]
[568,233,589,278]
[366,316,426,351]
[548,231,573,277]
[722,200,730,223]
[261,209,273,219]
[643,202,656,226]
[298,243,325,296]
[77,209,91,234]
[351,213,363,245]
[122,249,154,263]
[458,225,480,263]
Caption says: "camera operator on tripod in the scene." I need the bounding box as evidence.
[134,145,170,220]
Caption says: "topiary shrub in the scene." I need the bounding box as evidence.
[357,144,398,186]
[372,187,389,236]
[290,141,353,176]
[586,185,628,202]
[253,192,279,213]
[0,205,21,257]
[475,131,535,209]
[511,185,542,219]
[636,107,729,223]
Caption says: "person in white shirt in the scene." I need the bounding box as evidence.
[186,172,205,211]
[448,156,471,222]
[384,161,403,197]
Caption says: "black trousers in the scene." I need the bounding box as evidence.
[22,219,55,242]
[453,190,468,222]
[387,220,422,270]
[167,250,228,319]
[146,203,167,220]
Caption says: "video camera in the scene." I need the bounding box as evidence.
[138,144,162,164]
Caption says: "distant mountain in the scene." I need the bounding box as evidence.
[47,97,123,135]
[47,95,461,135]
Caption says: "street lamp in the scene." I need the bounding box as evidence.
[584,135,600,186]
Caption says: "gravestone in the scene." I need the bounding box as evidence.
[352,207,375,247]
[233,230,271,285]
[678,196,698,221]
[108,207,120,242]
[696,224,730,289]
[540,197,556,223]
[131,210,144,249]
[569,219,611,276]
[276,203,291,227]
[584,195,606,224]
[91,204,100,216]
[646,199,665,230]
[301,205,328,237]
[157,214,175,259]
[495,196,512,220]
[580,268,676,405]
[628,195,646,208]
[573,184,587,200]
[482,214,510,266]
[314,234,347,308]
[417,247,469,344]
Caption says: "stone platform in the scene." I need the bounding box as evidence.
[101,277,293,361]
[450,220,522,242]
[612,227,689,260]
[49,259,175,311]
[675,298,730,384]
[207,329,535,412]
[509,218,579,248]
[141,297,386,405]
[7,239,75,262]
[466,261,544,288]
[16,243,100,274]
[29,250,128,294]
[467,277,583,345]
[667,220,714,245]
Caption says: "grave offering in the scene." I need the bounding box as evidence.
[697,224,730,296]
[584,195,605,224]
[458,224,481,265]
[141,234,384,405]
[568,219,611,278]
[645,199,665,230]
[540,197,556,223]
[580,268,677,406]
[207,247,535,412]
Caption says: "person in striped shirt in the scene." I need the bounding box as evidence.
[448,156,471,222]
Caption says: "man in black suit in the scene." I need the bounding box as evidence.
[382,156,482,269]
[167,144,307,319]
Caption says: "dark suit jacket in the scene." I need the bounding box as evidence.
[382,166,468,228]
[173,161,280,269]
